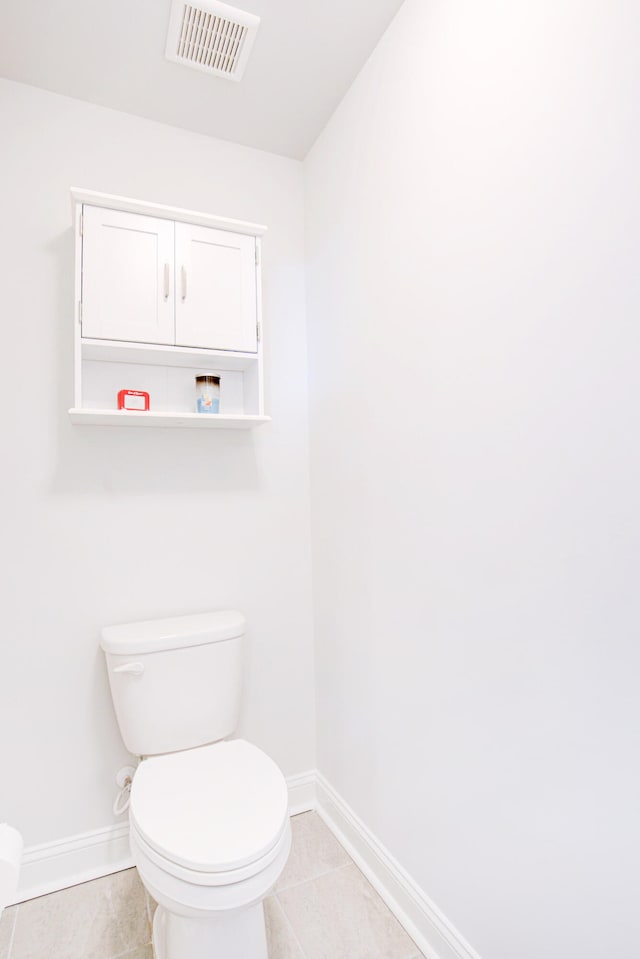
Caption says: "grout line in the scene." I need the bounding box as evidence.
[6,904,18,959]
[110,946,137,959]
[144,891,153,931]
[273,895,308,959]
[276,858,354,895]
[146,892,157,956]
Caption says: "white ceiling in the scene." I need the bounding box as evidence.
[0,0,405,159]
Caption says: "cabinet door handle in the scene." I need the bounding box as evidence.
[181,265,187,301]
[163,262,170,300]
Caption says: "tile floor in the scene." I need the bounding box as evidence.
[0,812,423,959]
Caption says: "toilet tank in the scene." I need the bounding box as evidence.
[101,610,245,756]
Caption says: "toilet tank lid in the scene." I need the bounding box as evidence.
[101,610,245,655]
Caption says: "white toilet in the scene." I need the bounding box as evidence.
[101,610,291,959]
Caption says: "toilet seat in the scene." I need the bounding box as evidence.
[130,817,290,887]
[130,739,289,876]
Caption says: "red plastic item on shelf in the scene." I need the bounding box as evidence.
[117,390,150,411]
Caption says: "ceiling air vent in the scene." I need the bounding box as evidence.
[165,0,260,82]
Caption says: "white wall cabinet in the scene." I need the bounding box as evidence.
[70,189,269,429]
[81,208,258,354]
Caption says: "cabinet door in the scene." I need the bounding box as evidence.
[174,223,257,353]
[81,206,175,345]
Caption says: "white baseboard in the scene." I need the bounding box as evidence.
[285,769,317,816]
[315,773,482,959]
[11,771,317,906]
[12,822,133,905]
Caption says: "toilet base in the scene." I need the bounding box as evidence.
[153,900,268,959]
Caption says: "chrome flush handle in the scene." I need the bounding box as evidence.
[112,662,145,676]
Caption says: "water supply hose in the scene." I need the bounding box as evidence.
[113,775,133,816]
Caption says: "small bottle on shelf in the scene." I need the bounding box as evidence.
[195,375,221,414]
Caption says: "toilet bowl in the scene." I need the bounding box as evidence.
[129,739,291,958]
[101,611,291,959]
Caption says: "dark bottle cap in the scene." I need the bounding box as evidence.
[195,375,220,385]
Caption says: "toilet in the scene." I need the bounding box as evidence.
[101,610,291,959]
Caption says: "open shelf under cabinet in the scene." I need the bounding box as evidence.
[68,409,270,429]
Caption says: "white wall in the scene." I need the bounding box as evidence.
[0,79,315,846]
[305,2,640,957]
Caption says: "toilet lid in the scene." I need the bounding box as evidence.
[130,740,289,873]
